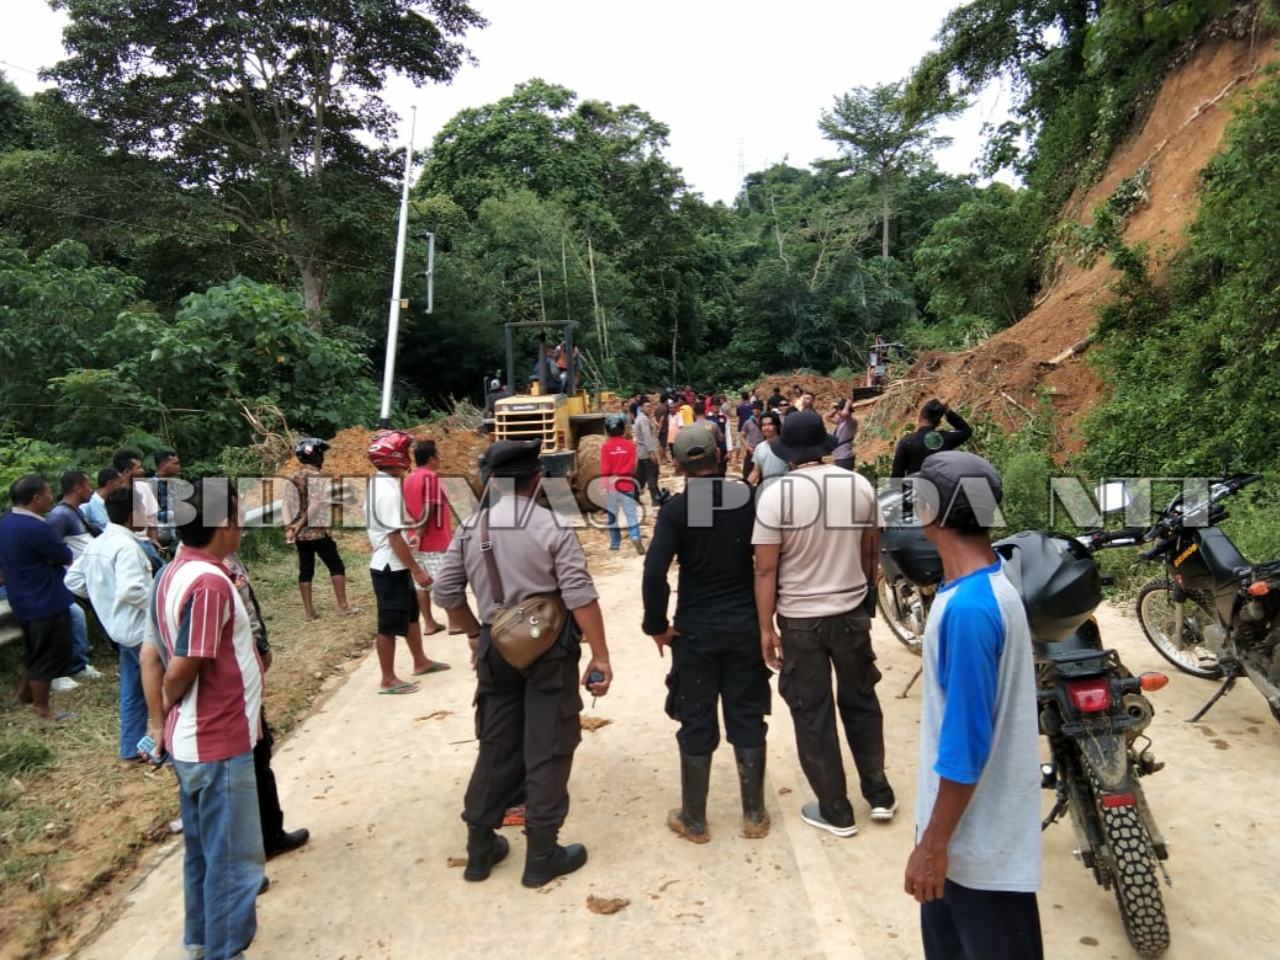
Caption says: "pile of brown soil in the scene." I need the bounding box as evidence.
[854,32,1279,468]
[276,420,492,498]
[750,373,864,416]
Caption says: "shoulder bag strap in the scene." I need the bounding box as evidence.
[479,505,505,606]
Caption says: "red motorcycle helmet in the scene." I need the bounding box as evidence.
[367,430,414,470]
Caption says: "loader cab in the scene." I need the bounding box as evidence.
[486,320,612,484]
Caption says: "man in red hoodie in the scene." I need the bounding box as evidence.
[601,416,645,555]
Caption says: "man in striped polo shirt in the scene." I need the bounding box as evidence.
[153,479,264,960]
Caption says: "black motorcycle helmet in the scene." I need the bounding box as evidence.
[295,437,330,466]
[993,531,1102,642]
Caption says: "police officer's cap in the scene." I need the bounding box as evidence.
[483,440,543,478]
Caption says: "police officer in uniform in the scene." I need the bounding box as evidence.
[432,440,613,887]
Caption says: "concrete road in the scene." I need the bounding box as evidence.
[78,564,1280,960]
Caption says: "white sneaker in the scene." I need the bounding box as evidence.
[51,677,80,692]
[800,801,858,838]
[870,800,899,823]
[73,664,104,680]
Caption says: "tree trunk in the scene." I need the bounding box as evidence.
[299,262,325,320]
[881,174,891,259]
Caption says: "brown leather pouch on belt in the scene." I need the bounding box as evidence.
[490,593,567,669]
[478,508,567,669]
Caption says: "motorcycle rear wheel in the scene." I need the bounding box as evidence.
[1100,802,1170,957]
[1135,579,1224,679]
[877,573,923,656]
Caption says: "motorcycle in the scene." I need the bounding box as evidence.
[878,489,1173,956]
[877,487,941,659]
[1000,528,1172,958]
[1133,472,1280,722]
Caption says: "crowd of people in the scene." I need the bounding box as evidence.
[0,387,1032,960]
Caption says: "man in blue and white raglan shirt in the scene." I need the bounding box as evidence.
[903,451,1043,960]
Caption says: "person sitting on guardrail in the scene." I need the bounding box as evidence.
[0,475,78,721]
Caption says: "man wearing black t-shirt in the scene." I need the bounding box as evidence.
[891,400,973,479]
[642,425,771,843]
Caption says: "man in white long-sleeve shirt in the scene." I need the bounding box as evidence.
[65,487,153,763]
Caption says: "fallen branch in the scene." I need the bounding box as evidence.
[1042,337,1092,367]
[1000,391,1035,419]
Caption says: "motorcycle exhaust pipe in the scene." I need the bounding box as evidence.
[1122,693,1154,734]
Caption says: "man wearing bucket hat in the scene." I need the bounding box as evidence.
[432,439,613,888]
[752,410,897,837]
[902,451,1042,959]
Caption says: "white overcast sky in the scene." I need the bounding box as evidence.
[1,0,1012,204]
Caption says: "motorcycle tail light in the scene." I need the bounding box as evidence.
[1139,672,1168,692]
[1248,580,1271,597]
[1101,793,1136,808]
[1066,679,1112,712]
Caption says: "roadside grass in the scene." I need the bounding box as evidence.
[0,529,378,959]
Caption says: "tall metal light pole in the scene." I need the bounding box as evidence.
[379,107,417,429]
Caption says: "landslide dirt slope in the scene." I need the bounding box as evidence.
[859,22,1280,466]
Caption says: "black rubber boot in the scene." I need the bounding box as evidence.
[735,746,771,839]
[463,824,510,882]
[521,826,587,888]
[667,753,712,843]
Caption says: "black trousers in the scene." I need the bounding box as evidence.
[777,608,894,808]
[254,708,285,850]
[665,632,770,755]
[463,633,583,831]
[635,459,662,500]
[921,880,1043,960]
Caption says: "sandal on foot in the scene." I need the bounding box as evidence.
[377,682,420,696]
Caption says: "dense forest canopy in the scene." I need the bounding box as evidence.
[3,0,1280,497]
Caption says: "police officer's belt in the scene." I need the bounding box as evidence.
[478,507,568,669]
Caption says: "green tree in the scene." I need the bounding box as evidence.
[913,184,1038,326]
[818,81,961,258]
[0,73,34,154]
[418,80,721,389]
[0,239,147,438]
[49,0,486,313]
[58,276,382,458]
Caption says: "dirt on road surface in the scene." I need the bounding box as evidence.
[73,518,1280,960]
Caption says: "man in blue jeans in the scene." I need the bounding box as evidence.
[151,479,264,960]
[65,487,153,764]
